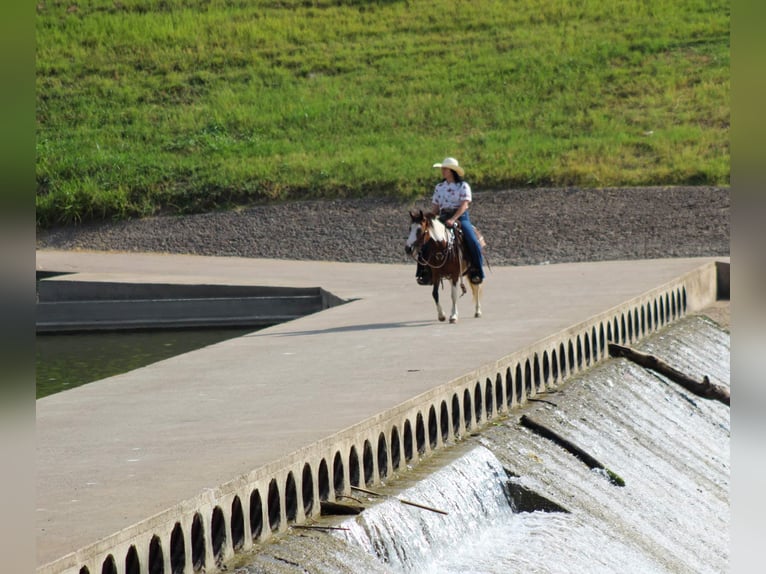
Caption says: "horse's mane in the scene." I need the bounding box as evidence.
[426,213,448,243]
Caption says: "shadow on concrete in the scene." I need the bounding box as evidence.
[246,320,435,337]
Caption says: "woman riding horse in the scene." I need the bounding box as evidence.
[416,157,485,286]
[406,209,483,323]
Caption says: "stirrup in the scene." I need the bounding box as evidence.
[470,274,483,285]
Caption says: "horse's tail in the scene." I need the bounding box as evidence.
[474,227,492,272]
[470,227,493,274]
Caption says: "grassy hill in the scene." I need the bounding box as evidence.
[35,0,729,226]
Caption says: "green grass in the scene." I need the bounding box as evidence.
[36,0,729,226]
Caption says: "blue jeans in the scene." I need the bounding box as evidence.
[456,212,484,279]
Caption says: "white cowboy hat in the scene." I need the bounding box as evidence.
[432,157,465,177]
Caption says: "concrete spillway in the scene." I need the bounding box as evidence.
[34,251,728,574]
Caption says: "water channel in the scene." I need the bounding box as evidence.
[35,328,256,398]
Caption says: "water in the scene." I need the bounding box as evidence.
[338,447,516,573]
[35,328,256,398]
[231,315,730,574]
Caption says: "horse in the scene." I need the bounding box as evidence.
[405,209,483,323]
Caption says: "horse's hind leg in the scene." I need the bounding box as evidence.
[433,283,446,322]
[471,282,482,318]
[449,281,459,323]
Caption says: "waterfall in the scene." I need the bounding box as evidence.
[335,446,515,573]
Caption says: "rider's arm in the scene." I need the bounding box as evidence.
[445,200,470,227]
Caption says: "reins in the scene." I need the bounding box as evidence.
[412,223,453,269]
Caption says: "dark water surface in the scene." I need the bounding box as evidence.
[35,328,256,398]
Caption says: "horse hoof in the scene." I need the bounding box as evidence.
[438,316,446,322]
[475,312,482,318]
[449,317,458,324]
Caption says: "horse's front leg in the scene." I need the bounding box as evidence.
[471,282,482,318]
[449,280,459,323]
[432,282,446,322]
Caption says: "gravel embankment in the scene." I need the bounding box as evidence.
[37,186,730,267]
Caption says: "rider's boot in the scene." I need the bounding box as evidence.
[416,244,432,285]
[416,263,431,285]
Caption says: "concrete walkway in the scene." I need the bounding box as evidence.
[35,250,726,568]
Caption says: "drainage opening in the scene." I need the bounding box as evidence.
[191,513,206,572]
[250,490,263,540]
[231,497,245,551]
[285,472,298,522]
[403,420,413,462]
[302,463,315,514]
[101,554,117,574]
[149,535,164,574]
[333,452,345,496]
[525,360,532,396]
[440,401,449,443]
[211,507,226,562]
[391,426,401,469]
[126,546,139,574]
[170,522,185,574]
[463,389,473,430]
[318,459,330,502]
[428,405,438,449]
[363,440,374,485]
[377,433,388,479]
[451,394,460,435]
[349,446,361,487]
[416,412,426,454]
[474,382,482,422]
[267,479,281,532]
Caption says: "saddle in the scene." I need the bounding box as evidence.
[438,210,487,249]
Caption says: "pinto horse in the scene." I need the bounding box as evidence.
[405,209,482,323]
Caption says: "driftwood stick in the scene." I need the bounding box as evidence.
[291,524,350,532]
[336,494,364,504]
[608,343,730,406]
[351,486,449,515]
[519,415,625,487]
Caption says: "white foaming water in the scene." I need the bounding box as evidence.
[335,446,666,574]
[336,446,514,573]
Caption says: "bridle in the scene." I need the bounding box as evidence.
[411,218,460,270]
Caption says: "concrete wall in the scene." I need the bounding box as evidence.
[38,261,722,574]
[36,281,338,333]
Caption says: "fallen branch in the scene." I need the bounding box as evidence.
[291,524,350,532]
[351,486,449,515]
[608,343,730,406]
[520,415,625,486]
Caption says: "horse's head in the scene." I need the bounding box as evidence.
[405,210,447,256]
[405,209,429,255]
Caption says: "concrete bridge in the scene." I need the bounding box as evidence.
[35,250,728,574]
